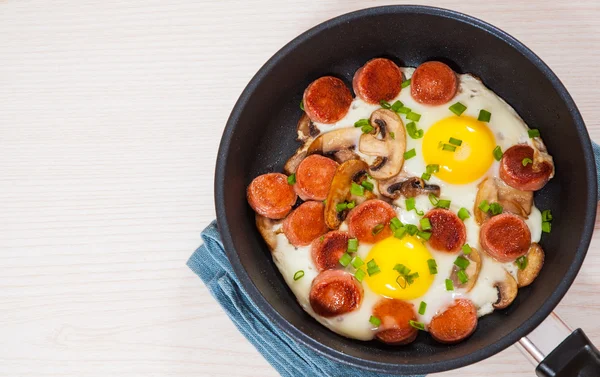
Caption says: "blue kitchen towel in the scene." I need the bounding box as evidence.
[187,221,424,377]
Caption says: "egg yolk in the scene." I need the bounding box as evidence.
[364,236,434,300]
[422,115,496,184]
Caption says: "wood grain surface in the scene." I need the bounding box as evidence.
[1,1,599,376]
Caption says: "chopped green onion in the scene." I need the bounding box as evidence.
[380,100,392,109]
[427,258,438,275]
[287,174,296,185]
[369,315,382,327]
[351,182,365,196]
[346,201,355,209]
[542,221,552,233]
[462,244,473,255]
[393,264,411,275]
[354,269,366,282]
[299,100,304,111]
[354,119,370,128]
[367,259,377,269]
[394,227,407,239]
[449,102,467,116]
[390,217,403,231]
[421,172,431,181]
[347,238,358,252]
[542,209,553,222]
[516,256,528,270]
[404,148,417,160]
[417,231,432,240]
[407,111,421,122]
[405,224,418,236]
[398,106,411,114]
[319,235,324,242]
[478,200,490,212]
[409,320,425,330]
[445,279,454,291]
[390,131,396,139]
[406,122,424,139]
[458,207,470,221]
[528,129,540,138]
[436,199,451,209]
[293,270,304,281]
[361,180,374,191]
[401,79,411,88]
[339,253,352,267]
[489,202,503,215]
[457,270,469,284]
[406,197,424,215]
[478,109,492,122]
[391,100,404,112]
[522,158,533,167]
[426,164,440,174]
[372,224,385,235]
[442,144,457,152]
[351,256,364,269]
[336,202,347,212]
[429,193,439,206]
[493,146,503,161]
[420,218,431,231]
[361,124,374,134]
[367,266,381,276]
[418,301,427,315]
[449,137,463,146]
[454,256,470,270]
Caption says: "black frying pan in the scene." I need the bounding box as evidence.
[215,6,598,376]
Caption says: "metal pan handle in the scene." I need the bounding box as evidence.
[517,312,600,376]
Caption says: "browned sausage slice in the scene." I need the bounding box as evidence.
[372,299,418,345]
[429,299,478,344]
[347,199,396,243]
[247,173,298,219]
[294,155,339,201]
[352,58,403,104]
[424,208,466,253]
[410,61,458,106]
[311,231,350,271]
[480,213,531,262]
[303,76,353,124]
[309,270,363,317]
[500,144,553,191]
[283,201,328,247]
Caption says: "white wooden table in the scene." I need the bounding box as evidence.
[1,1,599,376]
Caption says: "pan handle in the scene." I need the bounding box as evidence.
[517,312,600,376]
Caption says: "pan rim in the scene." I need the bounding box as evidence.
[214,5,597,374]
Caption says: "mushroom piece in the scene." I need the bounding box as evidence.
[283,149,307,175]
[517,243,545,288]
[324,159,376,229]
[449,247,482,292]
[283,113,322,175]
[531,137,555,180]
[493,271,518,309]
[358,109,407,180]
[255,214,282,251]
[379,176,441,199]
[306,127,362,164]
[474,177,533,225]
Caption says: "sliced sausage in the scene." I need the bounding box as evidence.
[372,299,418,345]
[424,208,466,253]
[247,173,298,219]
[283,201,328,247]
[429,299,478,344]
[410,61,458,106]
[480,213,531,262]
[500,144,553,191]
[352,58,403,104]
[303,76,353,124]
[294,155,339,201]
[309,270,363,317]
[347,199,396,244]
[311,231,350,271]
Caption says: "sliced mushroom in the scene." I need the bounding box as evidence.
[307,127,360,155]
[296,112,320,142]
[474,177,533,225]
[531,137,555,179]
[493,271,518,309]
[450,247,482,292]
[324,159,375,229]
[283,148,307,175]
[283,114,321,175]
[379,176,441,199]
[358,109,407,180]
[255,214,282,251]
[517,243,545,288]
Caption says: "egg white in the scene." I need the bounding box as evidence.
[270,68,545,341]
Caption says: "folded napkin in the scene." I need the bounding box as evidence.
[188,142,599,377]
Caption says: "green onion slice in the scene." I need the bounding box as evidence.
[369,315,382,327]
[442,143,457,152]
[417,231,432,240]
[436,199,451,209]
[367,266,381,276]
[528,129,540,138]
[398,106,411,114]
[394,227,407,239]
[409,320,425,330]
[426,164,440,174]
[346,201,355,209]
[339,253,352,267]
[401,79,411,88]
[542,209,553,222]
[405,224,418,235]
[293,270,304,281]
[361,124,374,134]
[429,193,439,206]
[458,207,470,221]
[522,158,533,166]
[380,100,392,109]
[406,121,424,139]
[299,100,304,111]
[350,182,365,196]
[347,238,358,252]
[287,174,296,185]
[404,148,417,160]
[516,255,528,270]
[493,146,503,161]
[407,111,421,122]
[445,279,454,291]
[354,269,366,282]
[449,102,467,116]
[354,119,370,128]
[420,218,432,230]
[454,256,470,270]
[351,256,364,269]
[390,217,403,231]
[421,172,431,181]
[489,202,503,215]
[390,131,396,139]
[478,200,490,212]
[418,301,427,315]
[542,221,552,233]
[427,258,438,275]
[462,244,473,255]
[449,137,463,146]
[478,109,492,122]
[391,100,404,112]
[405,197,424,215]
[361,180,374,191]
[372,224,385,235]
[457,270,469,284]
